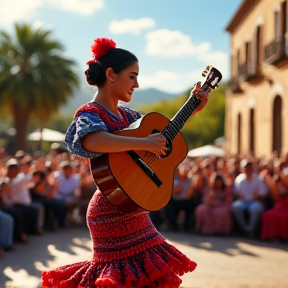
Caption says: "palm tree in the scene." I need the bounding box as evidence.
[0,23,79,151]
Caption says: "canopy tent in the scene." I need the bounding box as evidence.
[187,144,226,158]
[27,128,65,142]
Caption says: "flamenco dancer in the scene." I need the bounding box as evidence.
[42,37,210,288]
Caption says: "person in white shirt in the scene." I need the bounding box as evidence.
[232,160,269,238]
[54,161,81,225]
[54,161,81,203]
[5,158,44,235]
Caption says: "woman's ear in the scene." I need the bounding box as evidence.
[106,67,115,83]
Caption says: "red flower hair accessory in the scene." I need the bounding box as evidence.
[86,38,116,65]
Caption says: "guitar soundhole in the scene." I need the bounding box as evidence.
[151,129,172,158]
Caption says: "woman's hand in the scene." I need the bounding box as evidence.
[144,133,167,156]
[191,81,210,116]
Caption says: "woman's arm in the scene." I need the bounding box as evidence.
[82,131,167,156]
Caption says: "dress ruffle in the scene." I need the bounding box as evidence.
[42,191,196,288]
[42,240,196,288]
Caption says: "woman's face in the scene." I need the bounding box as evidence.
[214,178,222,189]
[112,62,139,103]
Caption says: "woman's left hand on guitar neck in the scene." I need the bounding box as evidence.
[191,81,210,116]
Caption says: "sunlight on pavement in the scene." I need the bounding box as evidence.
[40,239,92,271]
[72,237,92,249]
[4,267,40,288]
[200,242,212,249]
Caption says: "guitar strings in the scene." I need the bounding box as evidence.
[142,152,159,166]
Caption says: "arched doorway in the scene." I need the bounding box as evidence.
[272,95,282,154]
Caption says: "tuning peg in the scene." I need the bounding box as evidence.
[215,84,219,89]
[202,71,207,77]
[206,65,212,72]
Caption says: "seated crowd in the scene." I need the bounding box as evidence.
[0,145,288,255]
[0,146,96,254]
[150,152,288,242]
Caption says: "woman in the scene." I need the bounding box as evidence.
[195,173,233,235]
[261,171,288,241]
[30,170,66,230]
[42,37,209,288]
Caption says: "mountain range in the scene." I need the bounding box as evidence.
[60,85,180,115]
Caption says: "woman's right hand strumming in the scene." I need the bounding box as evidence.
[145,133,167,157]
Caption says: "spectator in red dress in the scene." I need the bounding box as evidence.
[260,169,288,241]
[195,173,233,235]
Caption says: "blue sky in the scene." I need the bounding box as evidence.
[0,0,243,93]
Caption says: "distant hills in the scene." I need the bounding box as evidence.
[60,85,179,115]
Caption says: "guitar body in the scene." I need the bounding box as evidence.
[90,112,188,213]
[90,65,222,213]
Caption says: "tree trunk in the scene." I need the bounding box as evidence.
[13,105,29,153]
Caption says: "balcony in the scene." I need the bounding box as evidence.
[237,61,264,84]
[227,77,243,94]
[264,37,288,65]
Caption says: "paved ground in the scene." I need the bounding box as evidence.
[0,226,288,288]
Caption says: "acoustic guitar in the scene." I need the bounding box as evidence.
[90,65,222,213]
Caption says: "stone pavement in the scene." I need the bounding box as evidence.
[0,226,288,288]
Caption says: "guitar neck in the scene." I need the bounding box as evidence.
[161,83,212,141]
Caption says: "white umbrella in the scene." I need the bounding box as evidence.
[27,128,65,142]
[187,145,226,158]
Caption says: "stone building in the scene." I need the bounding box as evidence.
[226,0,288,158]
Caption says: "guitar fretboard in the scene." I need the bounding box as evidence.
[161,95,201,141]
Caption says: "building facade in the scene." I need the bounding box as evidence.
[226,0,288,158]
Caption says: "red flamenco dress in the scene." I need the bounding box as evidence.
[261,194,288,241]
[41,102,197,288]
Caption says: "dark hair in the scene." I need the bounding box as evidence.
[85,48,138,87]
[213,174,226,190]
[33,170,46,180]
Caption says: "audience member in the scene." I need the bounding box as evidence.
[5,158,44,235]
[0,209,14,252]
[260,169,288,241]
[195,173,233,235]
[232,160,269,238]
[30,170,66,230]
[54,161,81,225]
[164,164,195,231]
[0,179,28,243]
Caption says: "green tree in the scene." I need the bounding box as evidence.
[0,23,79,151]
[137,84,226,149]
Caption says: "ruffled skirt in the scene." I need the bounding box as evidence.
[42,191,197,288]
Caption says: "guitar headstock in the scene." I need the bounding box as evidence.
[201,65,222,90]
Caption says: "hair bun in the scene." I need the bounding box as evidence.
[86,38,116,65]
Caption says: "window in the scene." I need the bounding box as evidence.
[272,96,282,154]
[249,109,255,155]
[275,10,280,40]
[237,113,242,155]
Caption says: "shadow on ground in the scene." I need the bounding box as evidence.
[161,230,288,257]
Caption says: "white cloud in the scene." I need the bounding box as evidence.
[146,29,197,57]
[48,0,104,15]
[139,65,228,94]
[139,70,203,93]
[0,0,104,24]
[145,29,227,65]
[0,0,42,24]
[109,18,156,35]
